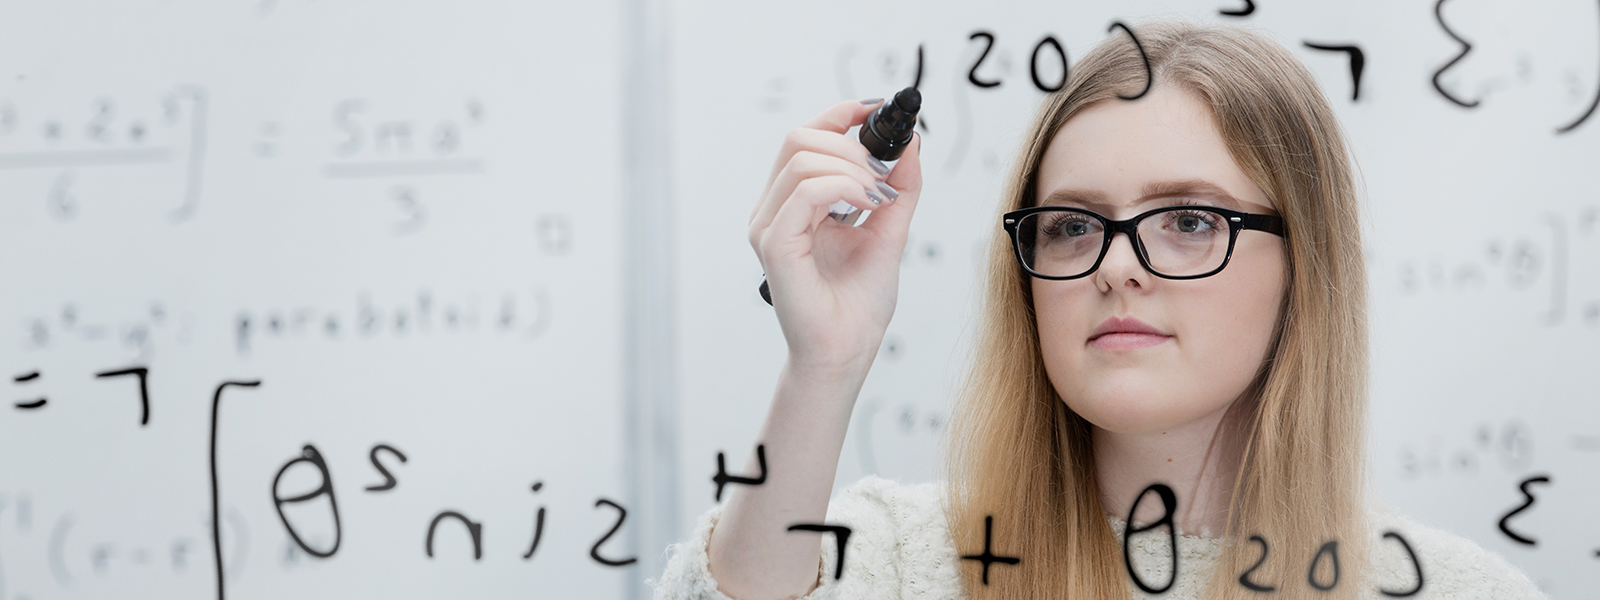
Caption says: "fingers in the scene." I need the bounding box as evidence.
[750,150,890,237]
[759,100,883,205]
[758,175,876,259]
[762,127,886,192]
[801,98,881,134]
[860,132,923,241]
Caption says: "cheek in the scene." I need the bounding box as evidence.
[1189,247,1286,384]
[1032,281,1090,370]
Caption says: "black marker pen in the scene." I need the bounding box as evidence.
[760,86,921,306]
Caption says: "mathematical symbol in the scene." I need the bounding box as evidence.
[1379,531,1425,597]
[960,515,1021,585]
[1555,1,1600,133]
[1219,0,1254,17]
[1108,22,1152,100]
[787,523,852,580]
[1497,474,1551,546]
[1431,0,1480,108]
[209,379,263,600]
[712,444,768,502]
[590,498,637,567]
[13,370,45,409]
[95,366,151,426]
[1303,42,1366,101]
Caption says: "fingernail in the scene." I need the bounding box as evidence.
[860,97,884,105]
[874,180,899,202]
[864,188,885,205]
[867,157,890,177]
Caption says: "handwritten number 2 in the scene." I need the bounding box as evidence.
[967,32,1001,89]
[1238,535,1277,592]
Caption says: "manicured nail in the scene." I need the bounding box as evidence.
[860,97,884,105]
[864,188,885,205]
[867,157,890,177]
[874,180,899,202]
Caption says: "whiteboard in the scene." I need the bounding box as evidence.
[670,0,1599,597]
[0,0,1595,598]
[0,1,634,598]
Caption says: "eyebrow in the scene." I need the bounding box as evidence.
[1038,179,1246,211]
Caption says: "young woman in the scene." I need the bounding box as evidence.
[653,18,1547,600]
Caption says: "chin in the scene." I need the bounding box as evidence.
[1063,385,1210,435]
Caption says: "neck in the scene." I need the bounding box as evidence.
[1091,399,1250,538]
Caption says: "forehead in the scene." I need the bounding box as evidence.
[1034,86,1276,216]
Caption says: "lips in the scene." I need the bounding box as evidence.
[1088,316,1171,350]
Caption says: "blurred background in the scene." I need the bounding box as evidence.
[0,0,1595,598]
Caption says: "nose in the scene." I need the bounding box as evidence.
[1093,230,1152,291]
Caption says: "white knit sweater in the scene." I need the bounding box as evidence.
[651,476,1548,599]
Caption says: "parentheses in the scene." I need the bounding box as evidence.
[1431,0,1481,109]
[169,85,209,223]
[48,513,73,587]
[1219,0,1255,17]
[1108,22,1152,100]
[912,44,924,90]
[1556,0,1600,133]
[834,43,859,101]
[524,286,551,340]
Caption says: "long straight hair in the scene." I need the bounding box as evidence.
[942,18,1370,600]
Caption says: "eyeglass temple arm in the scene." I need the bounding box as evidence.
[1238,213,1286,237]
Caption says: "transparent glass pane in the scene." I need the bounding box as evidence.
[1019,212,1105,277]
[1138,209,1229,276]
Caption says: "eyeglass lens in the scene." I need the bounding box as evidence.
[1016,209,1231,278]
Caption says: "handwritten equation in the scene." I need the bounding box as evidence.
[0,88,208,221]
[1394,207,1600,327]
[799,0,1600,183]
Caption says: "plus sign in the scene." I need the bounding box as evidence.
[960,515,1021,585]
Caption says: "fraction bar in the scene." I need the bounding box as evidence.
[0,148,174,169]
[322,159,484,178]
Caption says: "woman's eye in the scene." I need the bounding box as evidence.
[1168,211,1220,234]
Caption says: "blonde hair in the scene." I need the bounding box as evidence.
[942,18,1370,600]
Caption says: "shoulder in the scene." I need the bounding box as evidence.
[1365,505,1548,599]
[829,475,945,519]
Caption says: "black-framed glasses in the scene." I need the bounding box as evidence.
[1002,205,1286,280]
